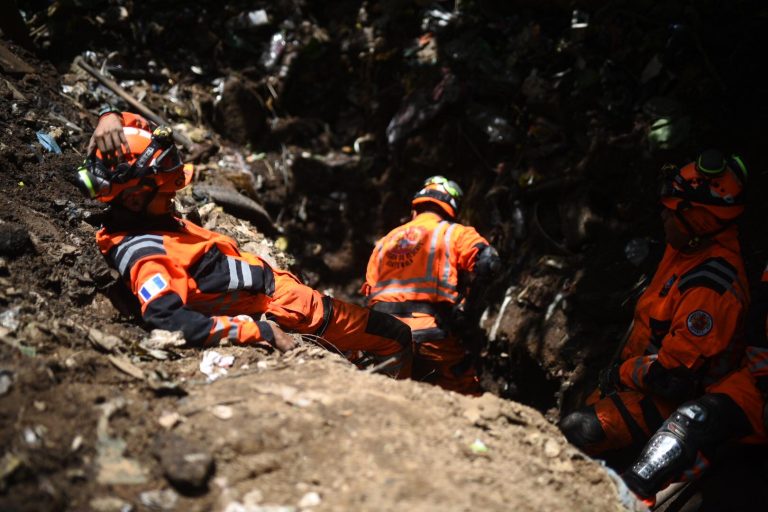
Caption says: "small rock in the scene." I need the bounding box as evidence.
[142,330,186,350]
[243,489,264,506]
[33,401,46,411]
[139,488,179,511]
[158,412,182,430]
[0,370,13,396]
[154,433,215,493]
[298,491,321,508]
[89,496,133,512]
[211,405,233,420]
[543,438,561,458]
[0,223,31,257]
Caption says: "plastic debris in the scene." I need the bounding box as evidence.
[0,306,20,331]
[88,328,123,353]
[263,32,288,69]
[625,238,650,266]
[469,438,489,454]
[200,350,235,382]
[23,426,45,447]
[35,131,62,154]
[421,7,456,32]
[643,97,690,151]
[0,370,12,396]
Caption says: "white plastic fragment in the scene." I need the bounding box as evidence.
[200,350,235,382]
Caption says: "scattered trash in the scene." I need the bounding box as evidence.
[0,307,20,332]
[211,404,234,420]
[22,425,45,447]
[570,10,590,41]
[200,350,235,382]
[469,438,489,454]
[139,488,179,511]
[262,32,288,69]
[88,328,123,353]
[148,370,187,396]
[0,370,13,396]
[625,238,650,266]
[107,355,145,380]
[141,329,186,350]
[71,435,84,452]
[643,96,690,151]
[298,491,321,509]
[35,131,62,154]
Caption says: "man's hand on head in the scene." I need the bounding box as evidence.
[88,113,127,158]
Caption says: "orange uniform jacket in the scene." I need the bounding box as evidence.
[363,211,489,338]
[618,229,749,401]
[97,217,282,347]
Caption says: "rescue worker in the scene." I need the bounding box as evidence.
[621,268,768,504]
[559,150,750,455]
[362,176,500,394]
[78,110,412,377]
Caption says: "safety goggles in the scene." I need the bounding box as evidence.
[424,176,462,199]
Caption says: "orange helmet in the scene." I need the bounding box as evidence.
[411,175,463,218]
[660,149,747,221]
[75,125,191,203]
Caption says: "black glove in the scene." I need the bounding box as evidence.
[598,363,621,398]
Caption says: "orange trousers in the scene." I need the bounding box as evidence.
[396,312,481,395]
[707,367,767,444]
[583,389,677,455]
[266,269,412,378]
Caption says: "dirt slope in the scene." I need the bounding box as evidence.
[0,37,631,511]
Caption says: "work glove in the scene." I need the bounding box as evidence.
[598,362,622,398]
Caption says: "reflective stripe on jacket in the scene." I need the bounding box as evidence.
[619,229,749,394]
[97,219,276,347]
[364,211,489,307]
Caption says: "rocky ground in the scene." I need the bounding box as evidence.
[2,1,768,510]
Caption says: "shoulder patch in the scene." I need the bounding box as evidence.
[686,310,713,337]
[139,273,168,302]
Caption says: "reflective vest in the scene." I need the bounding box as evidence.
[364,211,489,307]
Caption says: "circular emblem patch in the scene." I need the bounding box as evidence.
[687,310,713,337]
[385,226,426,268]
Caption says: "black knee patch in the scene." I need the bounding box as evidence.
[365,310,412,347]
[559,407,606,449]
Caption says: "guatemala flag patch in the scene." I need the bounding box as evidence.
[139,273,168,302]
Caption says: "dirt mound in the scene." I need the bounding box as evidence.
[0,340,624,511]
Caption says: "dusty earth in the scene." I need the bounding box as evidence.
[3,0,768,510]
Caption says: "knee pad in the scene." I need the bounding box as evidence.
[622,393,746,499]
[559,407,606,449]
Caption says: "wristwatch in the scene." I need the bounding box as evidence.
[97,105,123,120]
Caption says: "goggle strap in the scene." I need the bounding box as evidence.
[77,168,97,198]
